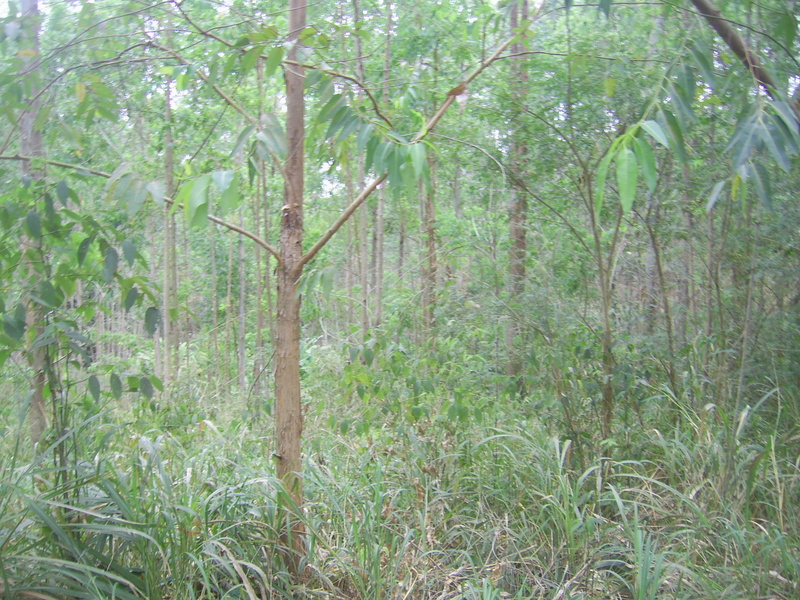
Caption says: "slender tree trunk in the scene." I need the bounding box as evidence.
[375,2,392,327]
[20,0,47,450]
[645,212,679,396]
[253,64,266,398]
[398,207,406,280]
[422,155,437,336]
[505,0,529,395]
[274,0,307,568]
[225,236,235,390]
[353,0,369,340]
[238,213,247,393]
[163,79,179,393]
[210,225,221,396]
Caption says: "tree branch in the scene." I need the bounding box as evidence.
[300,30,523,268]
[688,0,800,120]
[0,154,282,262]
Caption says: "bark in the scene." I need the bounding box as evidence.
[422,155,437,335]
[505,0,529,395]
[689,0,800,119]
[275,0,308,568]
[210,225,221,396]
[163,79,179,393]
[20,0,47,450]
[373,5,390,327]
[353,0,370,340]
[238,213,247,392]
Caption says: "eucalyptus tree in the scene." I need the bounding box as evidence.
[1,0,521,565]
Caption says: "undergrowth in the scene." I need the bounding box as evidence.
[1,375,798,600]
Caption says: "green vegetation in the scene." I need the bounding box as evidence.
[1,0,799,597]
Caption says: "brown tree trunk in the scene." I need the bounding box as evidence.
[238,213,247,393]
[20,0,47,450]
[422,155,437,336]
[505,0,529,395]
[210,225,221,396]
[375,2,392,327]
[353,0,370,340]
[163,78,179,394]
[274,0,307,569]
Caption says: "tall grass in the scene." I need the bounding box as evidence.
[1,376,798,599]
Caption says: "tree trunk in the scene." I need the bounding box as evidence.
[422,155,437,336]
[505,0,529,395]
[163,79,179,394]
[353,0,370,341]
[238,213,247,393]
[375,1,392,327]
[274,0,307,569]
[210,225,221,396]
[20,0,47,450]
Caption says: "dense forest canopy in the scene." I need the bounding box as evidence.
[0,0,798,598]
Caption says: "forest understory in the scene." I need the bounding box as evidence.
[1,0,799,598]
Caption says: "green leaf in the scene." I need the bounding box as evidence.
[750,162,772,209]
[139,376,154,400]
[598,0,612,17]
[409,143,426,178]
[35,280,60,308]
[772,100,800,138]
[150,375,164,392]
[769,112,799,154]
[212,170,235,194]
[25,210,41,239]
[256,114,288,159]
[102,247,118,282]
[33,104,50,131]
[219,174,240,213]
[669,81,695,123]
[122,239,136,267]
[594,150,613,213]
[110,373,122,399]
[641,120,669,148]
[88,375,100,402]
[725,112,760,170]
[356,123,374,152]
[365,136,380,172]
[241,45,264,73]
[616,147,637,213]
[401,162,417,197]
[326,105,353,139]
[187,174,210,229]
[633,137,657,192]
[659,108,687,162]
[336,113,361,142]
[3,313,25,341]
[690,39,716,88]
[118,176,148,216]
[603,77,615,97]
[56,180,69,205]
[774,9,797,49]
[146,180,166,206]
[317,93,345,122]
[123,286,138,311]
[144,307,160,335]
[231,124,256,158]
[761,116,791,171]
[265,46,284,78]
[706,180,726,212]
[77,236,93,265]
[374,142,394,174]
